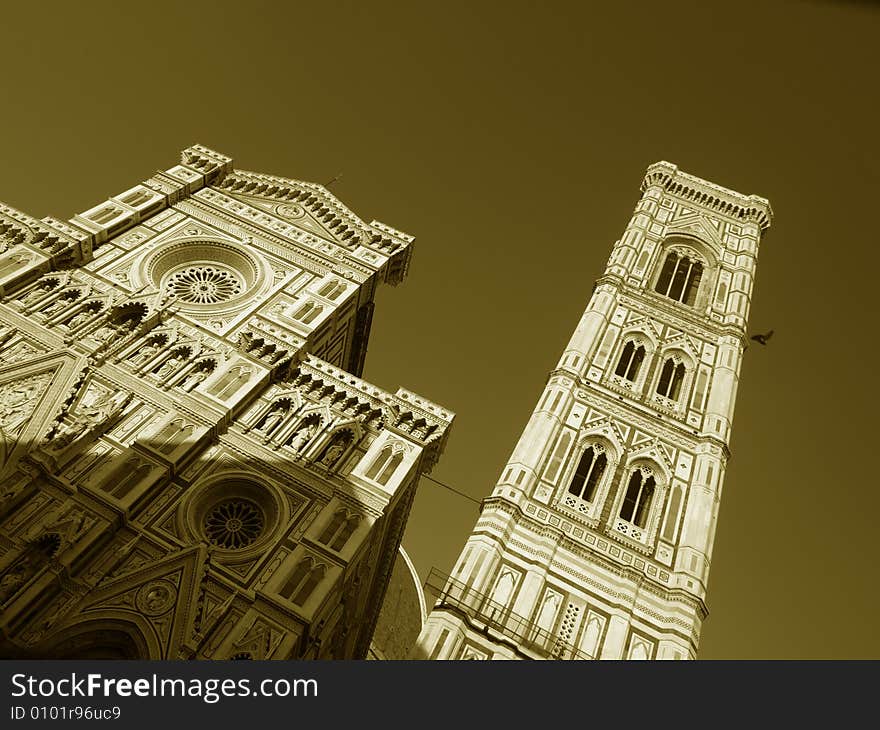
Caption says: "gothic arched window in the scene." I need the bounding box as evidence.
[156,419,193,454]
[567,445,607,503]
[292,564,325,606]
[656,357,686,400]
[318,281,345,301]
[318,510,346,545]
[330,517,358,551]
[318,510,359,552]
[210,366,251,400]
[655,251,703,306]
[294,302,323,325]
[279,557,326,606]
[365,444,404,485]
[619,468,656,529]
[280,558,311,600]
[614,340,646,381]
[100,456,151,499]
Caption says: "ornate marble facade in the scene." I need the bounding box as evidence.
[416,163,772,660]
[0,145,453,659]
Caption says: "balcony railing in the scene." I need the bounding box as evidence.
[424,568,593,660]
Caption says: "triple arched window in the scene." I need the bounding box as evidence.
[655,251,703,306]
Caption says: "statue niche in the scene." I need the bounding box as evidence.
[317,430,354,470]
[61,302,103,331]
[177,359,216,392]
[153,348,191,379]
[41,290,82,317]
[0,534,59,606]
[18,277,60,307]
[88,306,146,346]
[286,415,321,454]
[127,335,167,367]
[254,400,290,439]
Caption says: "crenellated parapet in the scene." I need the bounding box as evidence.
[179,144,234,180]
[0,203,88,270]
[286,357,454,468]
[641,161,773,231]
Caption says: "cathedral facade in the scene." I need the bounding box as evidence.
[416,163,772,660]
[0,145,453,659]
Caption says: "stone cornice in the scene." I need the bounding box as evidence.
[218,172,411,249]
[0,202,87,263]
[477,496,709,624]
[597,273,752,346]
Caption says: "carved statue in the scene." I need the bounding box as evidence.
[90,324,117,342]
[256,407,285,434]
[44,420,88,453]
[287,422,316,453]
[180,369,208,392]
[129,342,159,365]
[80,390,131,425]
[21,284,50,305]
[0,554,39,605]
[41,298,67,316]
[0,477,25,510]
[0,377,48,435]
[41,391,131,454]
[65,310,93,329]
[318,435,349,468]
[144,585,171,612]
[155,357,181,378]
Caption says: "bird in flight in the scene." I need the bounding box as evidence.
[750,329,774,346]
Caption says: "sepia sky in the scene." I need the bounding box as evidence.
[1,1,878,659]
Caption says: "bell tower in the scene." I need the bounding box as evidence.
[416,162,772,660]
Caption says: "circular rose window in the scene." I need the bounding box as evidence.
[204,498,265,549]
[165,265,243,304]
[144,241,262,312]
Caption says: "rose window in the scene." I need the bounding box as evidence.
[204,498,265,549]
[165,265,244,304]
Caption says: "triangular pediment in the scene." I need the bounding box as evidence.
[663,332,701,361]
[216,170,408,257]
[229,194,349,246]
[81,545,209,659]
[583,408,607,425]
[0,351,85,474]
[665,213,723,248]
[631,429,653,447]
[628,437,675,477]
[232,616,286,659]
[580,417,626,458]
[620,317,662,347]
